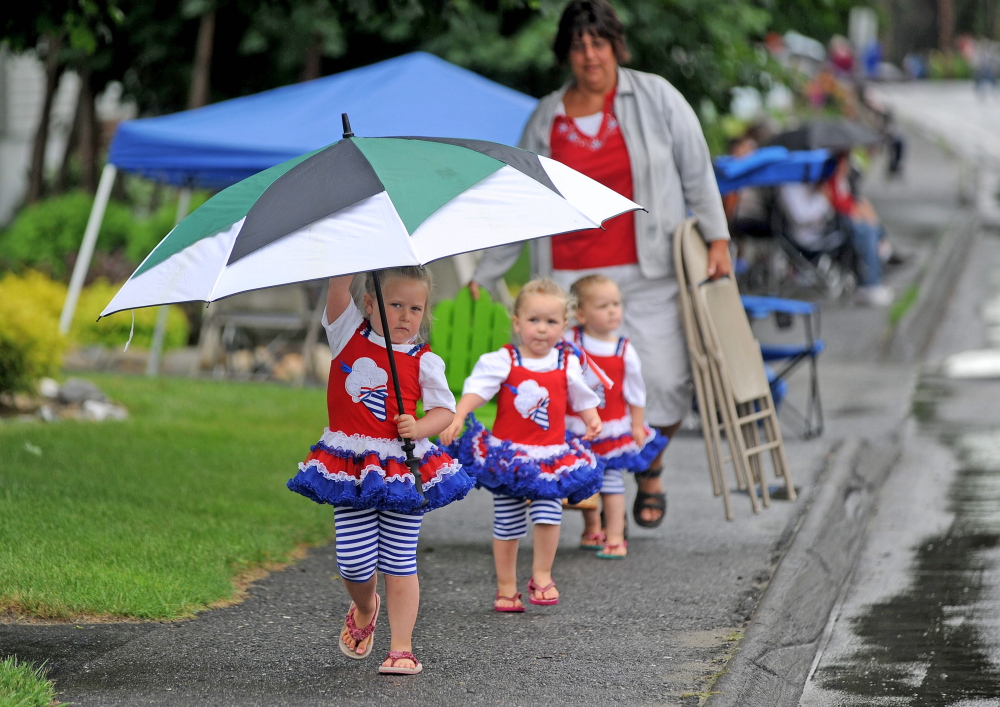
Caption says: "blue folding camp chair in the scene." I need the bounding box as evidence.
[740,295,825,439]
[715,146,848,300]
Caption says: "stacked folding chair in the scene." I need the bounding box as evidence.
[674,218,796,520]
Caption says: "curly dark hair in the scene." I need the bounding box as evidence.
[553,0,630,65]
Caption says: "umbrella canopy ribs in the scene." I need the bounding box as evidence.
[102,113,642,499]
[101,118,638,317]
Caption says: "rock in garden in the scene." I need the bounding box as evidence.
[82,400,129,421]
[229,349,254,374]
[273,352,305,382]
[38,378,60,398]
[58,378,106,404]
[312,344,332,384]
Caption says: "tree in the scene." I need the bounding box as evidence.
[762,0,877,43]
[3,0,123,202]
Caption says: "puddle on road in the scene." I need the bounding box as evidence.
[815,394,1000,704]
[941,349,1000,379]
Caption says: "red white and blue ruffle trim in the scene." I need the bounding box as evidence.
[287,430,474,514]
[445,414,603,504]
[566,415,668,472]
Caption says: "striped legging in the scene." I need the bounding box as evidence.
[333,507,423,582]
[492,495,562,540]
[601,468,626,495]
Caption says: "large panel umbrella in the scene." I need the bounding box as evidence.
[102,115,641,496]
[766,119,883,152]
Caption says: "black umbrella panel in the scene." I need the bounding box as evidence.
[767,119,884,152]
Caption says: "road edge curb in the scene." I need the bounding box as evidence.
[705,435,900,707]
[885,210,980,362]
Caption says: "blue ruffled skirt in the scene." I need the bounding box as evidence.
[287,429,475,514]
[566,414,669,472]
[445,414,603,504]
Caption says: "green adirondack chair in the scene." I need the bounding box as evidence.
[431,286,511,400]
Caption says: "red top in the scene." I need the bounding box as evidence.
[549,90,638,270]
[492,344,569,446]
[826,174,855,215]
[571,327,628,420]
[326,322,426,437]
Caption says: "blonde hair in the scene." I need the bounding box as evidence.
[360,266,434,341]
[569,273,617,309]
[513,278,573,320]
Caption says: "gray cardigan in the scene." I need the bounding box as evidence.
[473,66,729,289]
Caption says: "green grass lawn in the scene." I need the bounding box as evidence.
[0,656,65,707]
[0,374,335,620]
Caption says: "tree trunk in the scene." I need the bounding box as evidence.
[300,35,323,82]
[57,65,99,194]
[187,10,216,110]
[78,66,98,194]
[877,0,894,63]
[26,33,64,204]
[939,0,954,53]
[56,76,84,194]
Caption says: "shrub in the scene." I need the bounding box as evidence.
[0,271,190,395]
[0,271,68,394]
[75,279,190,351]
[0,191,136,280]
[0,190,210,282]
[927,51,972,80]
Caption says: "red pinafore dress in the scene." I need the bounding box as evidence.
[287,322,473,514]
[566,327,667,472]
[452,343,601,504]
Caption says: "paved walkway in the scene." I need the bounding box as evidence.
[0,95,976,706]
[871,81,1000,226]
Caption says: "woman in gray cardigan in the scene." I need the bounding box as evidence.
[472,0,731,528]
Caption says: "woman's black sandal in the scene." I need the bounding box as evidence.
[633,467,666,528]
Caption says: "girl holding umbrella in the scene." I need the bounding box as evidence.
[472,0,732,528]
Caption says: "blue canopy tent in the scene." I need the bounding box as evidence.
[713,146,836,196]
[106,52,538,190]
[61,52,539,358]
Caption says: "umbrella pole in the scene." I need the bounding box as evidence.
[370,270,427,504]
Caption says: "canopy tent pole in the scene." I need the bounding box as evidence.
[146,188,192,376]
[59,164,118,334]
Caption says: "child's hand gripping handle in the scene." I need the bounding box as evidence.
[371,270,427,505]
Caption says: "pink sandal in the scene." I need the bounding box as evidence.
[378,650,423,675]
[338,593,380,660]
[579,531,606,550]
[494,590,525,613]
[527,577,559,606]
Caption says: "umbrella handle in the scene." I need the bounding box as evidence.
[370,270,427,505]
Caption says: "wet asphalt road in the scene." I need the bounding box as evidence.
[801,198,1000,702]
[794,79,1000,707]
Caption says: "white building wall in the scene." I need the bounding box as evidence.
[0,49,79,226]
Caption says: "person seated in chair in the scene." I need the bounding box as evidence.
[824,152,896,307]
[777,181,845,255]
[778,162,892,307]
